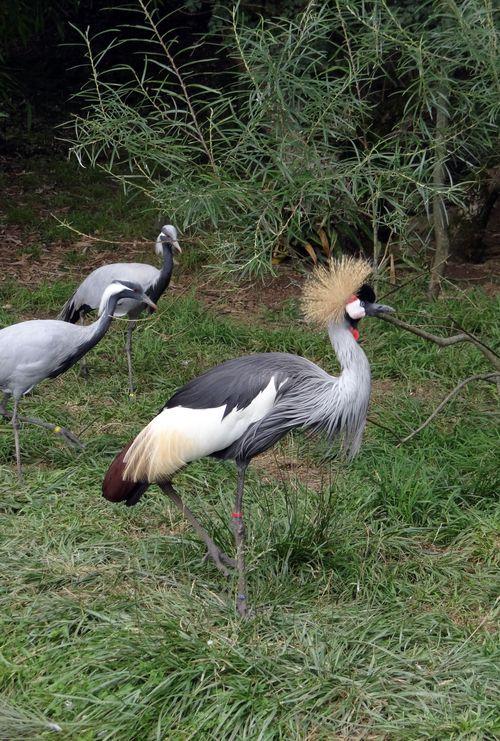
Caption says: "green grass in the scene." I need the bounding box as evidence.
[0,156,153,249]
[0,264,499,738]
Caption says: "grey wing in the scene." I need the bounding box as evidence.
[164,352,315,417]
[231,359,369,462]
[58,263,159,321]
[223,405,298,462]
[229,362,339,462]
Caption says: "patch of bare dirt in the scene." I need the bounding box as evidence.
[373,377,441,406]
[0,231,153,288]
[371,378,397,397]
[0,153,156,288]
[172,263,303,323]
[445,257,500,296]
[251,441,332,492]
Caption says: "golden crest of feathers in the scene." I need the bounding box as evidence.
[301,256,373,326]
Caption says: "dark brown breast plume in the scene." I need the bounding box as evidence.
[102,440,150,506]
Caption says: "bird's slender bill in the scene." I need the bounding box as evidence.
[365,302,395,316]
[141,294,158,311]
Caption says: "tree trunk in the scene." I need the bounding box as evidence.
[428,83,450,299]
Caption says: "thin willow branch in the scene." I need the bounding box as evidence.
[399,372,499,444]
[335,0,363,106]
[83,27,105,117]
[138,0,216,173]
[449,319,500,360]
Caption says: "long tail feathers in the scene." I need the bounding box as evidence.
[123,418,189,483]
[102,441,150,507]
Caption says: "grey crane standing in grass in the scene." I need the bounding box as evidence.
[102,257,394,616]
[0,281,157,478]
[58,225,181,394]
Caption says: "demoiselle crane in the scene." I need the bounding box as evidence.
[0,281,156,477]
[58,225,181,394]
[102,257,394,616]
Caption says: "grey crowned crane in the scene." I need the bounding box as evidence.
[102,257,394,616]
[0,281,156,477]
[58,225,181,394]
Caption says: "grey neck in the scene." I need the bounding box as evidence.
[149,242,174,302]
[327,321,371,377]
[327,320,372,456]
[80,295,118,348]
[47,295,118,381]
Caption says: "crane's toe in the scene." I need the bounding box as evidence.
[58,426,85,449]
[219,552,237,569]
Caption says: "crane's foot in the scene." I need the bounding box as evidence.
[159,482,235,577]
[237,594,249,618]
[55,426,85,449]
[2,410,85,450]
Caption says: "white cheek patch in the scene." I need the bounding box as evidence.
[345,298,365,320]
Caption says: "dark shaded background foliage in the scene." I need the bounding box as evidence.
[1,0,296,119]
[0,1,215,129]
[0,0,471,125]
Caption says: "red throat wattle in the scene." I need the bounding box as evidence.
[349,327,360,342]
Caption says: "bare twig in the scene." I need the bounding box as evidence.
[378,313,500,372]
[399,372,499,444]
[366,416,401,441]
[448,318,500,360]
[51,215,151,246]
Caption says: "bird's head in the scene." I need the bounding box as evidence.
[301,256,394,340]
[98,281,158,316]
[344,283,394,340]
[155,224,181,256]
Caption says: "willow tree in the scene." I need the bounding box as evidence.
[68,0,499,285]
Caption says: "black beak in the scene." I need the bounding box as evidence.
[364,302,395,317]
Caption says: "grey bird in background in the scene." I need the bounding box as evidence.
[58,225,181,394]
[102,257,394,617]
[0,281,157,478]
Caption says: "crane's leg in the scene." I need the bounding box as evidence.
[125,320,137,396]
[0,408,83,449]
[79,315,89,378]
[12,397,22,479]
[233,462,249,618]
[159,482,236,577]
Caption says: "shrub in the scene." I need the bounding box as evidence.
[67,0,499,281]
